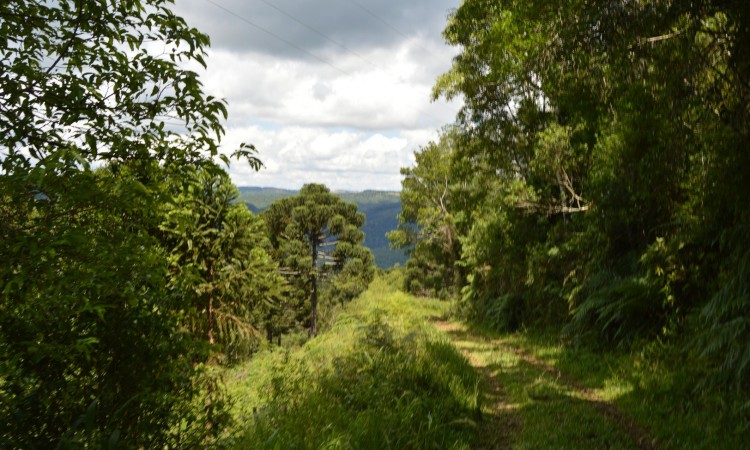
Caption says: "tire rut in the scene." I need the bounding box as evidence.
[435,321,660,450]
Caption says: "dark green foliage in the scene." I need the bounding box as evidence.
[161,167,284,363]
[240,187,406,268]
[0,0,261,172]
[263,184,375,337]
[483,294,524,333]
[391,0,750,401]
[402,254,455,299]
[0,172,205,448]
[0,0,262,446]
[695,226,750,391]
[389,128,465,299]
[569,273,664,347]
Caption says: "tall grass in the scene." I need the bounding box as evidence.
[224,272,481,449]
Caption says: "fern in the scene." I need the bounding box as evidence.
[485,294,524,332]
[569,270,663,347]
[695,224,750,390]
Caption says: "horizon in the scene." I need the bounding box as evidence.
[237,185,401,194]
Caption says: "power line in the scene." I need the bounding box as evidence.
[256,0,460,119]
[346,0,412,41]
[342,0,446,64]
[202,0,451,124]
[204,0,350,77]
[257,0,377,70]
[256,0,459,122]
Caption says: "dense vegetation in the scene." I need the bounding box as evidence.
[391,0,750,407]
[263,184,375,338]
[4,0,750,447]
[227,271,748,449]
[0,1,374,447]
[0,0,247,445]
[442,318,749,448]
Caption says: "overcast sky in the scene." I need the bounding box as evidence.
[171,0,462,191]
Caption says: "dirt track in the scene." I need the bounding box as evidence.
[435,321,660,450]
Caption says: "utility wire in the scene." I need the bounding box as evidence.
[255,0,460,118]
[257,0,377,70]
[342,0,446,64]
[204,0,350,77]
[203,0,451,124]
[257,0,459,123]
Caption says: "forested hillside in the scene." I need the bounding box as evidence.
[240,187,407,268]
[390,0,750,413]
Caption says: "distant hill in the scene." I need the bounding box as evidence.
[238,187,408,269]
[238,187,298,213]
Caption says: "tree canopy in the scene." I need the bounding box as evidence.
[388,127,466,298]
[397,0,750,394]
[0,0,263,446]
[264,184,375,336]
[160,167,284,362]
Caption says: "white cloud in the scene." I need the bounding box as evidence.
[198,41,457,131]
[218,125,435,191]
[173,0,463,191]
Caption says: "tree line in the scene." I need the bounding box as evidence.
[0,1,373,447]
[390,0,750,397]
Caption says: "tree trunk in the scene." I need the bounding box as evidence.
[207,299,215,345]
[207,265,216,345]
[310,236,318,337]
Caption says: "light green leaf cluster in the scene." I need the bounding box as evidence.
[160,167,284,363]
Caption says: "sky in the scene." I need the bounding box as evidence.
[171,0,463,191]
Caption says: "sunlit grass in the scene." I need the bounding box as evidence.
[448,321,749,450]
[443,324,640,449]
[222,274,748,449]
[222,271,479,449]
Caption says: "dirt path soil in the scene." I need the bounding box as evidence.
[435,321,660,450]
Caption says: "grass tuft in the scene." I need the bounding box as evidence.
[223,271,480,449]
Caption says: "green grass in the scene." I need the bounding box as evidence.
[524,331,748,449]
[442,325,640,449]
[220,273,748,449]
[451,323,750,449]
[222,271,481,449]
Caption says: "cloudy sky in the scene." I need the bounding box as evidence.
[171,0,463,191]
